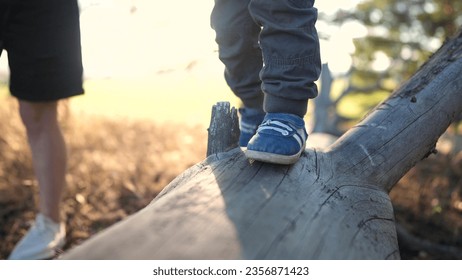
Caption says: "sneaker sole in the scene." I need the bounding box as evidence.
[244,146,305,165]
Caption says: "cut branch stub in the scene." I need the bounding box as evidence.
[206,102,240,157]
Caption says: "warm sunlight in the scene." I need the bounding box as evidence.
[1,0,364,126]
[73,0,232,125]
[2,0,461,264]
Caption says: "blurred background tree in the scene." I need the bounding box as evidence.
[313,0,462,135]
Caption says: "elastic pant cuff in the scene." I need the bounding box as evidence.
[264,94,308,118]
[241,93,264,111]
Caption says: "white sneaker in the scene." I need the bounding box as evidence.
[8,214,66,260]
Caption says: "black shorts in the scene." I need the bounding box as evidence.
[0,0,84,102]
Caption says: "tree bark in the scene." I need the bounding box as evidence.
[62,29,462,260]
[206,102,240,157]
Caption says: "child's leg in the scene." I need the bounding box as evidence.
[248,0,321,117]
[211,0,264,111]
[211,0,266,147]
[245,0,322,164]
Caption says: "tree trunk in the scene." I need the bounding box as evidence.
[62,29,462,260]
[312,63,335,134]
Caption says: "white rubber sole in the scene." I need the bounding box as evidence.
[244,147,304,165]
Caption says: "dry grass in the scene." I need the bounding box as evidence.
[0,97,207,259]
[1,96,461,259]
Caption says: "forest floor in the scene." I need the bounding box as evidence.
[0,99,461,260]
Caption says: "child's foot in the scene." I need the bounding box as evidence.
[238,107,265,147]
[245,113,307,165]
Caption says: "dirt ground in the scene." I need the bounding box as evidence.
[0,99,461,260]
[390,132,462,260]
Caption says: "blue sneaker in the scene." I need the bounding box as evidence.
[245,113,307,165]
[238,107,265,147]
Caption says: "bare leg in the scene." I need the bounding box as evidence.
[18,100,67,223]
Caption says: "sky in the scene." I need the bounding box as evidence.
[77,0,218,79]
[0,0,365,124]
[76,0,363,79]
[1,0,363,79]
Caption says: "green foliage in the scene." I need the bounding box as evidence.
[337,91,389,119]
[348,0,462,82]
[319,0,461,125]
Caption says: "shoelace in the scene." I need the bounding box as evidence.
[257,120,294,136]
[257,120,305,148]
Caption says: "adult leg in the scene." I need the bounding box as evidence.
[8,100,67,259]
[18,100,67,223]
[7,0,82,259]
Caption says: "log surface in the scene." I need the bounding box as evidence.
[62,29,462,260]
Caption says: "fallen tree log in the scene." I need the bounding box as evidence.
[62,29,462,260]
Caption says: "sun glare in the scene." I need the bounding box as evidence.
[79,0,217,79]
[72,0,235,125]
[1,0,361,126]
